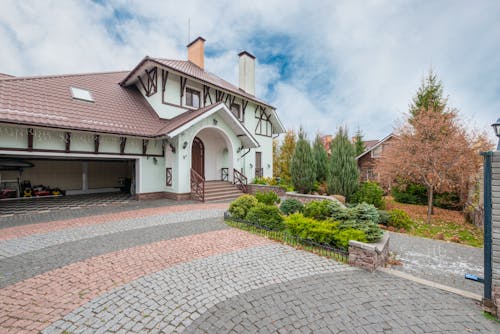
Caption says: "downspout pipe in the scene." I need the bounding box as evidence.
[481,151,493,306]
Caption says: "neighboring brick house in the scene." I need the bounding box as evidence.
[356,134,395,182]
[0,37,285,202]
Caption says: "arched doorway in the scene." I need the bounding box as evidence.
[191,137,204,178]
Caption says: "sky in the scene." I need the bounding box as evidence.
[0,0,499,142]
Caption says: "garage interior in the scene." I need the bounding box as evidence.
[0,157,135,200]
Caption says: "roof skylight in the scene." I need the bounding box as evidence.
[70,87,94,102]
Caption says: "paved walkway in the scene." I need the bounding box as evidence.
[388,231,484,296]
[0,202,498,333]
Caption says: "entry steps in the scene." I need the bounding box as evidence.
[204,181,244,202]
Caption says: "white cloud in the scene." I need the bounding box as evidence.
[0,0,498,143]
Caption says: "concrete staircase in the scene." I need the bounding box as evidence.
[204,181,244,202]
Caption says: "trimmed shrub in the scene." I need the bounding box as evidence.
[348,202,380,223]
[303,200,335,220]
[392,183,427,205]
[254,191,280,205]
[252,177,267,185]
[246,203,284,231]
[350,182,385,209]
[338,220,382,243]
[228,194,258,219]
[434,192,461,211]
[335,229,367,249]
[377,210,390,226]
[279,198,304,215]
[388,209,413,229]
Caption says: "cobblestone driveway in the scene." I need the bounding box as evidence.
[0,202,498,333]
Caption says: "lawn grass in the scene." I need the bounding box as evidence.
[384,197,483,247]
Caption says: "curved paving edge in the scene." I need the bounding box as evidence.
[184,271,497,334]
[0,229,270,334]
[44,244,353,334]
[0,207,227,259]
[0,202,228,240]
[0,218,228,288]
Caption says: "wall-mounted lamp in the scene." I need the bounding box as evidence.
[169,143,176,154]
[249,163,253,168]
[236,145,244,153]
[153,157,158,165]
[492,118,500,150]
[213,118,218,125]
[183,141,188,149]
[267,163,271,168]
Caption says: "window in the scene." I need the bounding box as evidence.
[70,87,94,102]
[231,103,243,121]
[185,87,200,108]
[371,145,383,158]
[255,109,272,137]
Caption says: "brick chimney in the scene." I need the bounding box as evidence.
[238,51,256,95]
[187,36,206,69]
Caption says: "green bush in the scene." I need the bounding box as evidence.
[338,220,382,243]
[377,210,390,226]
[388,209,413,229]
[254,191,280,205]
[252,177,267,185]
[434,192,461,211]
[279,198,304,215]
[348,202,380,223]
[303,200,335,220]
[392,183,427,205]
[228,194,258,219]
[284,213,366,250]
[246,203,284,231]
[350,182,385,209]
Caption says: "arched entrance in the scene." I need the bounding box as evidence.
[191,136,204,178]
[191,127,234,181]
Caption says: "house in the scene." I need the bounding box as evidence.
[356,134,395,182]
[0,37,285,201]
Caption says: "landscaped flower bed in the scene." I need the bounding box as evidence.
[225,192,384,261]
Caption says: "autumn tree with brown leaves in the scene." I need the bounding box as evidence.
[376,106,489,223]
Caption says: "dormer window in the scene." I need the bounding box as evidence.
[185,87,200,108]
[70,87,94,102]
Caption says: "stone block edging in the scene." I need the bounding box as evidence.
[285,192,344,206]
[247,184,287,196]
[348,232,390,272]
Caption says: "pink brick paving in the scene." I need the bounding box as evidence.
[0,202,229,241]
[0,229,271,334]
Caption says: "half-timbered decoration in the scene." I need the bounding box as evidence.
[0,36,285,201]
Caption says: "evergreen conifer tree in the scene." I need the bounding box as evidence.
[291,129,316,194]
[328,127,359,200]
[410,70,447,118]
[313,134,328,182]
[353,128,365,156]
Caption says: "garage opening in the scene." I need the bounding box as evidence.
[0,157,136,200]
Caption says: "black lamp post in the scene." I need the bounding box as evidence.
[492,118,500,150]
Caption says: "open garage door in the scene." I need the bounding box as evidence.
[0,156,136,200]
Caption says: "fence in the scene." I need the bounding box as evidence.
[224,212,348,263]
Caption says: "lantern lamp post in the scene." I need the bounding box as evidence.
[492,118,500,150]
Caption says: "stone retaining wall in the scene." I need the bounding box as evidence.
[285,192,344,205]
[348,232,390,272]
[247,184,286,197]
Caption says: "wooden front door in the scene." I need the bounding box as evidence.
[191,137,205,178]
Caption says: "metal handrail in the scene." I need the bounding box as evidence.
[190,168,205,202]
[233,168,248,193]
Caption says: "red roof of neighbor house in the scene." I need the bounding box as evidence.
[122,57,274,109]
[0,71,170,137]
[364,140,379,150]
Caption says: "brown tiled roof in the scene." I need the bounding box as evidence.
[122,57,274,109]
[156,102,224,135]
[0,71,170,137]
[364,140,379,150]
[0,73,14,79]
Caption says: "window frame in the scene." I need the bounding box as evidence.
[230,103,243,122]
[185,86,201,109]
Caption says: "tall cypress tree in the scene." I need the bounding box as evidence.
[291,129,316,194]
[277,130,296,183]
[353,128,365,156]
[328,127,359,200]
[313,134,328,182]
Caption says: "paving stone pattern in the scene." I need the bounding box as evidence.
[389,231,484,295]
[186,271,497,334]
[0,208,226,259]
[0,217,228,288]
[44,244,355,334]
[0,229,270,334]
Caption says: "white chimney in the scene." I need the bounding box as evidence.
[238,51,256,95]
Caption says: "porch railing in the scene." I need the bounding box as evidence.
[190,168,205,202]
[233,169,248,193]
[255,168,264,178]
